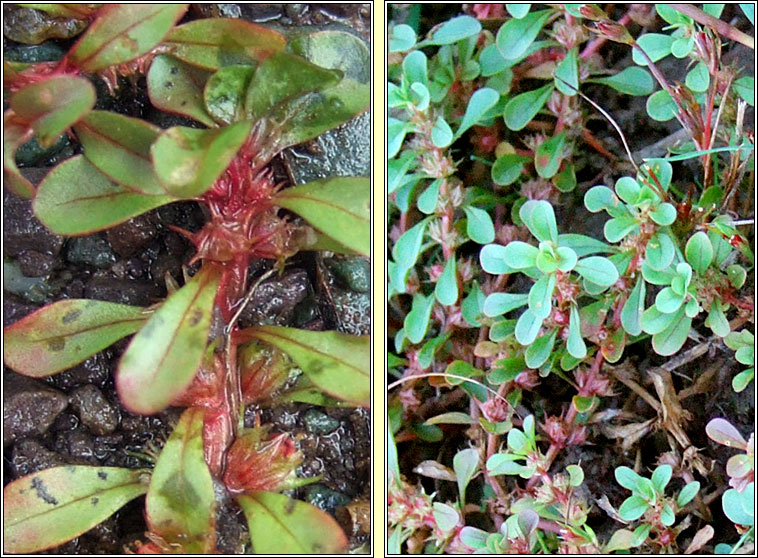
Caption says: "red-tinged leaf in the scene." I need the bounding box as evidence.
[10,74,95,147]
[268,31,369,153]
[237,491,348,554]
[147,54,215,127]
[243,52,341,122]
[238,340,294,404]
[18,4,100,19]
[3,112,36,198]
[223,427,303,494]
[150,121,252,198]
[3,466,147,554]
[146,408,216,553]
[163,18,285,71]
[274,177,369,257]
[68,4,188,71]
[303,230,363,255]
[706,418,748,449]
[3,299,146,377]
[238,326,369,407]
[33,155,174,235]
[116,265,222,414]
[75,111,166,195]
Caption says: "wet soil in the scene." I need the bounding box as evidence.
[3,3,371,554]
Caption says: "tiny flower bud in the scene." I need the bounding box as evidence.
[482,397,509,422]
[223,426,302,494]
[579,4,609,21]
[593,21,633,45]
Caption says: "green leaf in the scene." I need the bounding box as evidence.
[146,408,215,552]
[480,244,516,274]
[528,273,556,320]
[429,15,482,45]
[151,121,252,198]
[69,4,188,71]
[567,304,586,359]
[726,264,747,289]
[534,132,567,179]
[453,448,479,504]
[404,293,435,345]
[271,31,370,150]
[705,298,730,337]
[615,466,645,492]
[604,216,639,242]
[504,83,554,131]
[631,524,652,547]
[656,4,692,25]
[506,4,532,18]
[585,185,621,213]
[33,156,174,235]
[480,44,509,76]
[147,54,215,127]
[402,50,428,88]
[554,47,579,95]
[525,328,557,368]
[615,176,640,204]
[3,114,35,198]
[240,326,369,406]
[740,4,755,24]
[445,360,482,386]
[734,76,754,107]
[433,502,460,533]
[574,257,619,287]
[621,277,645,336]
[455,87,500,139]
[515,308,543,345]
[722,486,754,526]
[566,464,584,487]
[417,179,441,214]
[677,481,700,508]
[619,496,649,521]
[11,75,95,148]
[521,200,558,243]
[685,231,713,275]
[239,491,348,553]
[651,465,672,494]
[733,369,754,392]
[660,503,675,526]
[649,202,677,225]
[671,36,695,58]
[204,64,255,125]
[646,89,678,122]
[75,111,165,195]
[464,206,495,244]
[652,308,691,356]
[655,287,686,313]
[492,153,530,185]
[462,282,486,326]
[393,218,431,271]
[590,67,655,96]
[645,232,675,271]
[164,18,286,70]
[553,163,577,192]
[685,61,710,93]
[702,4,725,18]
[484,292,528,317]
[3,466,147,554]
[388,117,410,159]
[243,52,341,122]
[633,34,674,65]
[425,412,476,426]
[431,116,454,147]
[117,265,221,414]
[503,241,539,269]
[390,24,416,52]
[605,529,636,552]
[435,256,459,305]
[4,299,146,378]
[496,9,553,60]
[274,177,369,257]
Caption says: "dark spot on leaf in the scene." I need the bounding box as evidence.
[170,66,179,75]
[98,471,108,480]
[66,465,76,473]
[181,101,187,106]
[164,81,173,89]
[311,543,323,552]
[307,360,325,375]
[31,478,58,506]
[62,310,82,324]
[47,338,65,352]
[188,308,203,327]
[284,497,297,515]
[91,497,99,505]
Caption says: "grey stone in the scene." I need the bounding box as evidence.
[70,385,119,435]
[10,438,66,478]
[3,371,68,445]
[66,234,116,268]
[303,483,351,514]
[3,183,63,258]
[303,409,340,435]
[85,276,161,306]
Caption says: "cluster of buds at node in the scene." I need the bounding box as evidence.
[669,83,705,145]
[693,31,721,76]
[574,366,614,397]
[223,426,302,494]
[481,396,509,423]
[237,340,295,405]
[388,479,435,531]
